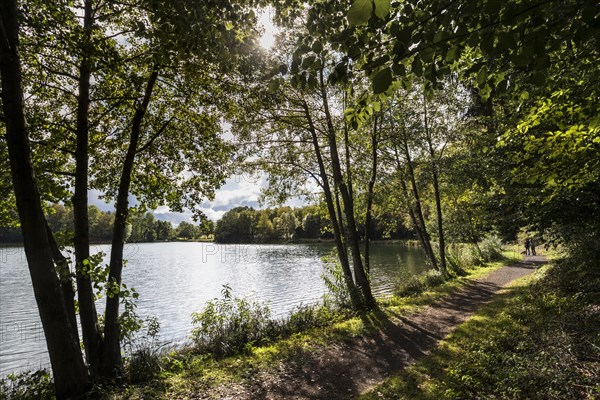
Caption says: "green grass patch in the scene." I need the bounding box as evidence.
[101,253,519,399]
[360,262,600,400]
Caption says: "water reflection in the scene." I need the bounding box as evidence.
[0,241,427,374]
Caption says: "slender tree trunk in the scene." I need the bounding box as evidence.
[401,138,438,270]
[333,186,346,251]
[74,0,103,372]
[393,145,435,268]
[431,167,446,271]
[423,99,447,274]
[319,70,375,308]
[364,115,379,274]
[342,100,353,207]
[45,221,79,343]
[0,3,90,397]
[102,67,159,377]
[302,101,361,308]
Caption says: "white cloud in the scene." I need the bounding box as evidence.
[89,173,309,226]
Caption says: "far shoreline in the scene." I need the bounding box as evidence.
[0,238,420,247]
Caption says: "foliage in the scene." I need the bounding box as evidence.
[396,269,446,297]
[321,252,354,309]
[0,204,210,243]
[191,285,273,358]
[189,282,350,361]
[117,286,142,346]
[125,317,163,384]
[276,303,343,338]
[474,235,504,263]
[213,205,413,243]
[0,370,54,400]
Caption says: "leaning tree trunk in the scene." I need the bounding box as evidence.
[74,0,103,372]
[364,115,379,274]
[0,2,90,397]
[402,139,438,270]
[319,70,375,309]
[45,221,79,343]
[302,101,362,309]
[101,67,159,378]
[423,99,447,274]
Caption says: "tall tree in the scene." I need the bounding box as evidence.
[0,0,90,398]
[3,0,266,387]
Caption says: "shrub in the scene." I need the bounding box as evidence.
[396,269,447,296]
[0,370,54,400]
[127,347,162,384]
[473,234,504,263]
[189,284,344,359]
[275,303,341,338]
[321,253,354,310]
[445,244,477,275]
[191,285,272,358]
[125,316,163,383]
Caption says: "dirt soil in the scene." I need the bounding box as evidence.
[201,255,547,400]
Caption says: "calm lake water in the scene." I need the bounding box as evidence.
[0,242,427,374]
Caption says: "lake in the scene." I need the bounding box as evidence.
[0,241,428,374]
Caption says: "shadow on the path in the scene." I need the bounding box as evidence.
[230,257,547,400]
[245,307,442,400]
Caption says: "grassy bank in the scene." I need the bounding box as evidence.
[0,247,520,400]
[94,252,519,399]
[360,258,600,399]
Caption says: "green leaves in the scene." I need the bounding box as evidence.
[348,0,372,26]
[411,57,422,76]
[372,68,393,94]
[374,0,391,19]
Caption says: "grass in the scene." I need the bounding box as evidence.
[360,261,600,400]
[99,252,520,399]
[1,247,521,399]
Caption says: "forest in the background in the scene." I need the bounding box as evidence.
[0,204,212,243]
[213,205,412,243]
[0,203,414,244]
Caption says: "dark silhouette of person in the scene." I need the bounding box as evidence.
[530,238,536,256]
[524,238,531,255]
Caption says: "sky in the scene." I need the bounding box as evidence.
[89,11,293,226]
[89,174,307,225]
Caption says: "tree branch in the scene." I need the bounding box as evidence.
[136,116,175,154]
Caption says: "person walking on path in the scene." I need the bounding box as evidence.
[530,238,537,255]
[524,238,531,255]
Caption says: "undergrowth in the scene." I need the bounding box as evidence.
[397,235,509,297]
[3,242,519,400]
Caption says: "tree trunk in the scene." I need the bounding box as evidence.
[302,101,361,308]
[430,166,447,272]
[364,115,379,274]
[0,3,90,397]
[333,186,346,251]
[423,99,447,274]
[101,67,159,378]
[319,70,375,308]
[45,221,79,344]
[74,0,103,372]
[392,144,436,269]
[401,137,438,270]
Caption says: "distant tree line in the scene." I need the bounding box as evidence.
[213,205,413,243]
[0,204,212,243]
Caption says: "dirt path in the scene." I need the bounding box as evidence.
[208,256,547,400]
